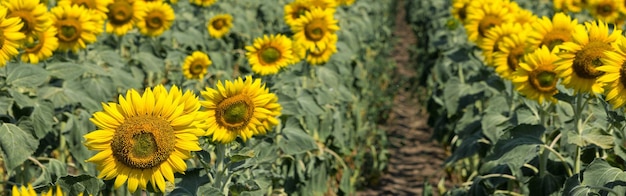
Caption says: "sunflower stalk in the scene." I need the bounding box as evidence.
[573,93,585,174]
[213,143,231,195]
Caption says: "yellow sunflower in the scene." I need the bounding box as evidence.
[84,85,204,193]
[597,37,626,109]
[51,4,98,52]
[284,0,310,28]
[555,21,622,95]
[245,34,294,75]
[182,51,212,79]
[106,0,146,36]
[451,0,471,23]
[291,38,307,63]
[306,33,337,65]
[512,7,538,26]
[57,0,113,20]
[336,0,355,6]
[21,26,58,64]
[563,0,588,12]
[588,0,623,23]
[479,22,522,66]
[528,12,578,51]
[189,0,216,7]
[3,0,50,38]
[200,76,282,143]
[493,31,531,80]
[463,0,515,43]
[11,184,36,196]
[512,46,561,104]
[292,7,339,51]
[308,0,337,10]
[137,1,174,37]
[0,5,25,67]
[207,14,233,39]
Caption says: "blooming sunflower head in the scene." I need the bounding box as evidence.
[463,0,515,43]
[84,85,204,193]
[137,1,175,37]
[21,25,59,64]
[597,36,626,109]
[292,7,339,51]
[51,4,99,52]
[451,0,471,23]
[3,0,51,38]
[588,0,624,23]
[207,14,233,39]
[479,22,522,66]
[528,12,578,51]
[512,46,561,104]
[182,51,212,79]
[306,33,337,65]
[57,0,113,21]
[106,0,146,36]
[200,76,282,144]
[493,31,532,80]
[284,0,310,28]
[245,34,294,76]
[189,0,216,7]
[0,5,26,67]
[555,21,622,95]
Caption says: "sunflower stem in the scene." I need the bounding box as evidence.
[214,143,230,195]
[573,93,585,174]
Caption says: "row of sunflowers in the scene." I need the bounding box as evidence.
[0,0,397,195]
[410,0,626,194]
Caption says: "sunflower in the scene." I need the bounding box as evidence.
[189,0,216,7]
[200,76,282,143]
[106,0,145,36]
[451,0,471,23]
[136,1,174,37]
[512,46,560,104]
[555,21,622,95]
[292,7,339,51]
[337,0,355,6]
[291,38,307,63]
[563,0,588,12]
[50,4,98,52]
[57,0,113,20]
[493,32,531,80]
[11,184,36,196]
[308,0,337,10]
[588,0,623,23]
[463,0,515,43]
[284,0,310,28]
[21,26,58,64]
[512,7,538,26]
[528,12,578,51]
[306,33,337,65]
[182,51,212,79]
[0,6,25,67]
[245,34,294,75]
[3,0,50,38]
[84,85,204,193]
[207,14,233,39]
[479,22,522,66]
[597,37,626,109]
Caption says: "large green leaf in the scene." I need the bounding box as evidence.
[567,128,614,149]
[46,62,86,81]
[6,63,49,88]
[57,175,104,196]
[134,52,165,73]
[563,159,626,195]
[0,123,38,172]
[31,100,54,139]
[482,124,544,174]
[278,118,317,155]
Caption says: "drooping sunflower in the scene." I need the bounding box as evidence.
[57,0,113,20]
[292,7,339,51]
[189,0,216,7]
[597,37,626,109]
[207,14,233,39]
[588,0,624,23]
[512,46,561,104]
[11,184,36,196]
[50,4,98,52]
[200,76,282,143]
[528,12,578,51]
[246,34,294,76]
[463,0,515,43]
[182,51,212,79]
[136,1,174,37]
[479,22,522,66]
[555,21,622,95]
[451,0,471,23]
[306,33,337,65]
[493,31,532,80]
[21,26,58,64]
[3,0,50,38]
[84,85,204,193]
[106,0,145,36]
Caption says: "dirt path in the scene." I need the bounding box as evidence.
[357,0,448,195]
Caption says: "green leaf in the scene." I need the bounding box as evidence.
[81,77,114,102]
[0,96,13,115]
[171,168,210,196]
[46,62,85,81]
[231,149,255,163]
[482,124,544,174]
[0,123,38,172]
[6,63,49,88]
[8,88,34,108]
[31,100,54,139]
[443,77,473,114]
[297,94,324,115]
[564,159,626,195]
[278,118,317,155]
[134,52,164,73]
[196,184,224,196]
[567,128,614,149]
[57,175,104,196]
[528,173,563,196]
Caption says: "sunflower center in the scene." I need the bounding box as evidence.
[215,94,255,130]
[506,46,525,71]
[24,33,44,53]
[478,15,503,38]
[458,4,468,20]
[108,1,134,25]
[541,29,570,50]
[572,41,612,79]
[9,11,36,35]
[0,30,5,48]
[58,22,81,42]
[292,6,309,20]
[212,19,225,30]
[304,20,326,41]
[530,70,558,93]
[619,62,626,88]
[190,63,205,75]
[111,115,175,169]
[310,47,326,57]
[597,4,615,16]
[146,13,164,29]
[260,47,281,65]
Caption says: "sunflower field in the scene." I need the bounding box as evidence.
[0,0,398,195]
[412,0,626,195]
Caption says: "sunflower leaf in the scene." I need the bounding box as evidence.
[6,63,49,88]
[0,123,38,173]
[46,62,85,81]
[56,174,104,196]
